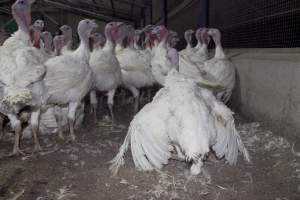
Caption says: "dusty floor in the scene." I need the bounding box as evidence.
[0,101,300,200]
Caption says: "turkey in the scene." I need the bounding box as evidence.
[193,28,202,51]
[151,25,178,85]
[142,24,155,55]
[117,25,155,112]
[60,24,73,54]
[179,28,210,79]
[166,30,180,71]
[53,35,65,56]
[189,28,210,64]
[89,22,124,124]
[30,19,44,49]
[110,27,250,175]
[133,29,143,50]
[23,33,83,138]
[40,31,54,59]
[179,29,194,57]
[91,32,106,50]
[0,0,48,155]
[202,28,236,103]
[36,19,98,141]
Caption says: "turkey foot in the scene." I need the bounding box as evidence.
[190,156,204,175]
[8,147,25,157]
[58,131,64,140]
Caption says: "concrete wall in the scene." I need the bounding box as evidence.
[227,49,300,144]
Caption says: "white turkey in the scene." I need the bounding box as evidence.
[150,25,178,85]
[201,28,236,103]
[166,30,180,71]
[40,31,54,59]
[133,29,143,50]
[110,26,250,176]
[142,25,155,55]
[189,28,210,64]
[91,32,106,50]
[23,33,83,139]
[193,28,202,51]
[89,22,124,124]
[35,19,98,141]
[0,0,48,155]
[60,24,73,54]
[117,25,155,112]
[179,28,210,79]
[53,35,65,56]
[179,29,194,57]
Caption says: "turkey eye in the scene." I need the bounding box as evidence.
[20,0,24,4]
[86,21,90,24]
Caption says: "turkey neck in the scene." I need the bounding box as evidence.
[105,27,123,53]
[195,33,202,49]
[43,38,53,53]
[195,40,202,49]
[134,35,140,49]
[127,35,134,49]
[12,8,30,40]
[73,34,90,63]
[185,34,193,49]
[199,43,208,55]
[157,31,168,49]
[64,33,73,50]
[213,35,225,59]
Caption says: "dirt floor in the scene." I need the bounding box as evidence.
[0,100,300,200]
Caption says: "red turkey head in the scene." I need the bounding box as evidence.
[104,22,124,43]
[151,25,168,43]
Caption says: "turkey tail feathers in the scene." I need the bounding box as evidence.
[109,129,131,176]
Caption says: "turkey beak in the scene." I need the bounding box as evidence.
[91,20,98,29]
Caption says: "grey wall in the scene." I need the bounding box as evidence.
[228,49,300,145]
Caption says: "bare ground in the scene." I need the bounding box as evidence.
[0,102,299,200]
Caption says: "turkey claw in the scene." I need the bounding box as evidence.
[8,149,26,157]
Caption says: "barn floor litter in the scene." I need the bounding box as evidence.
[0,104,299,200]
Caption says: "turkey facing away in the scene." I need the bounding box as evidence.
[110,69,250,176]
